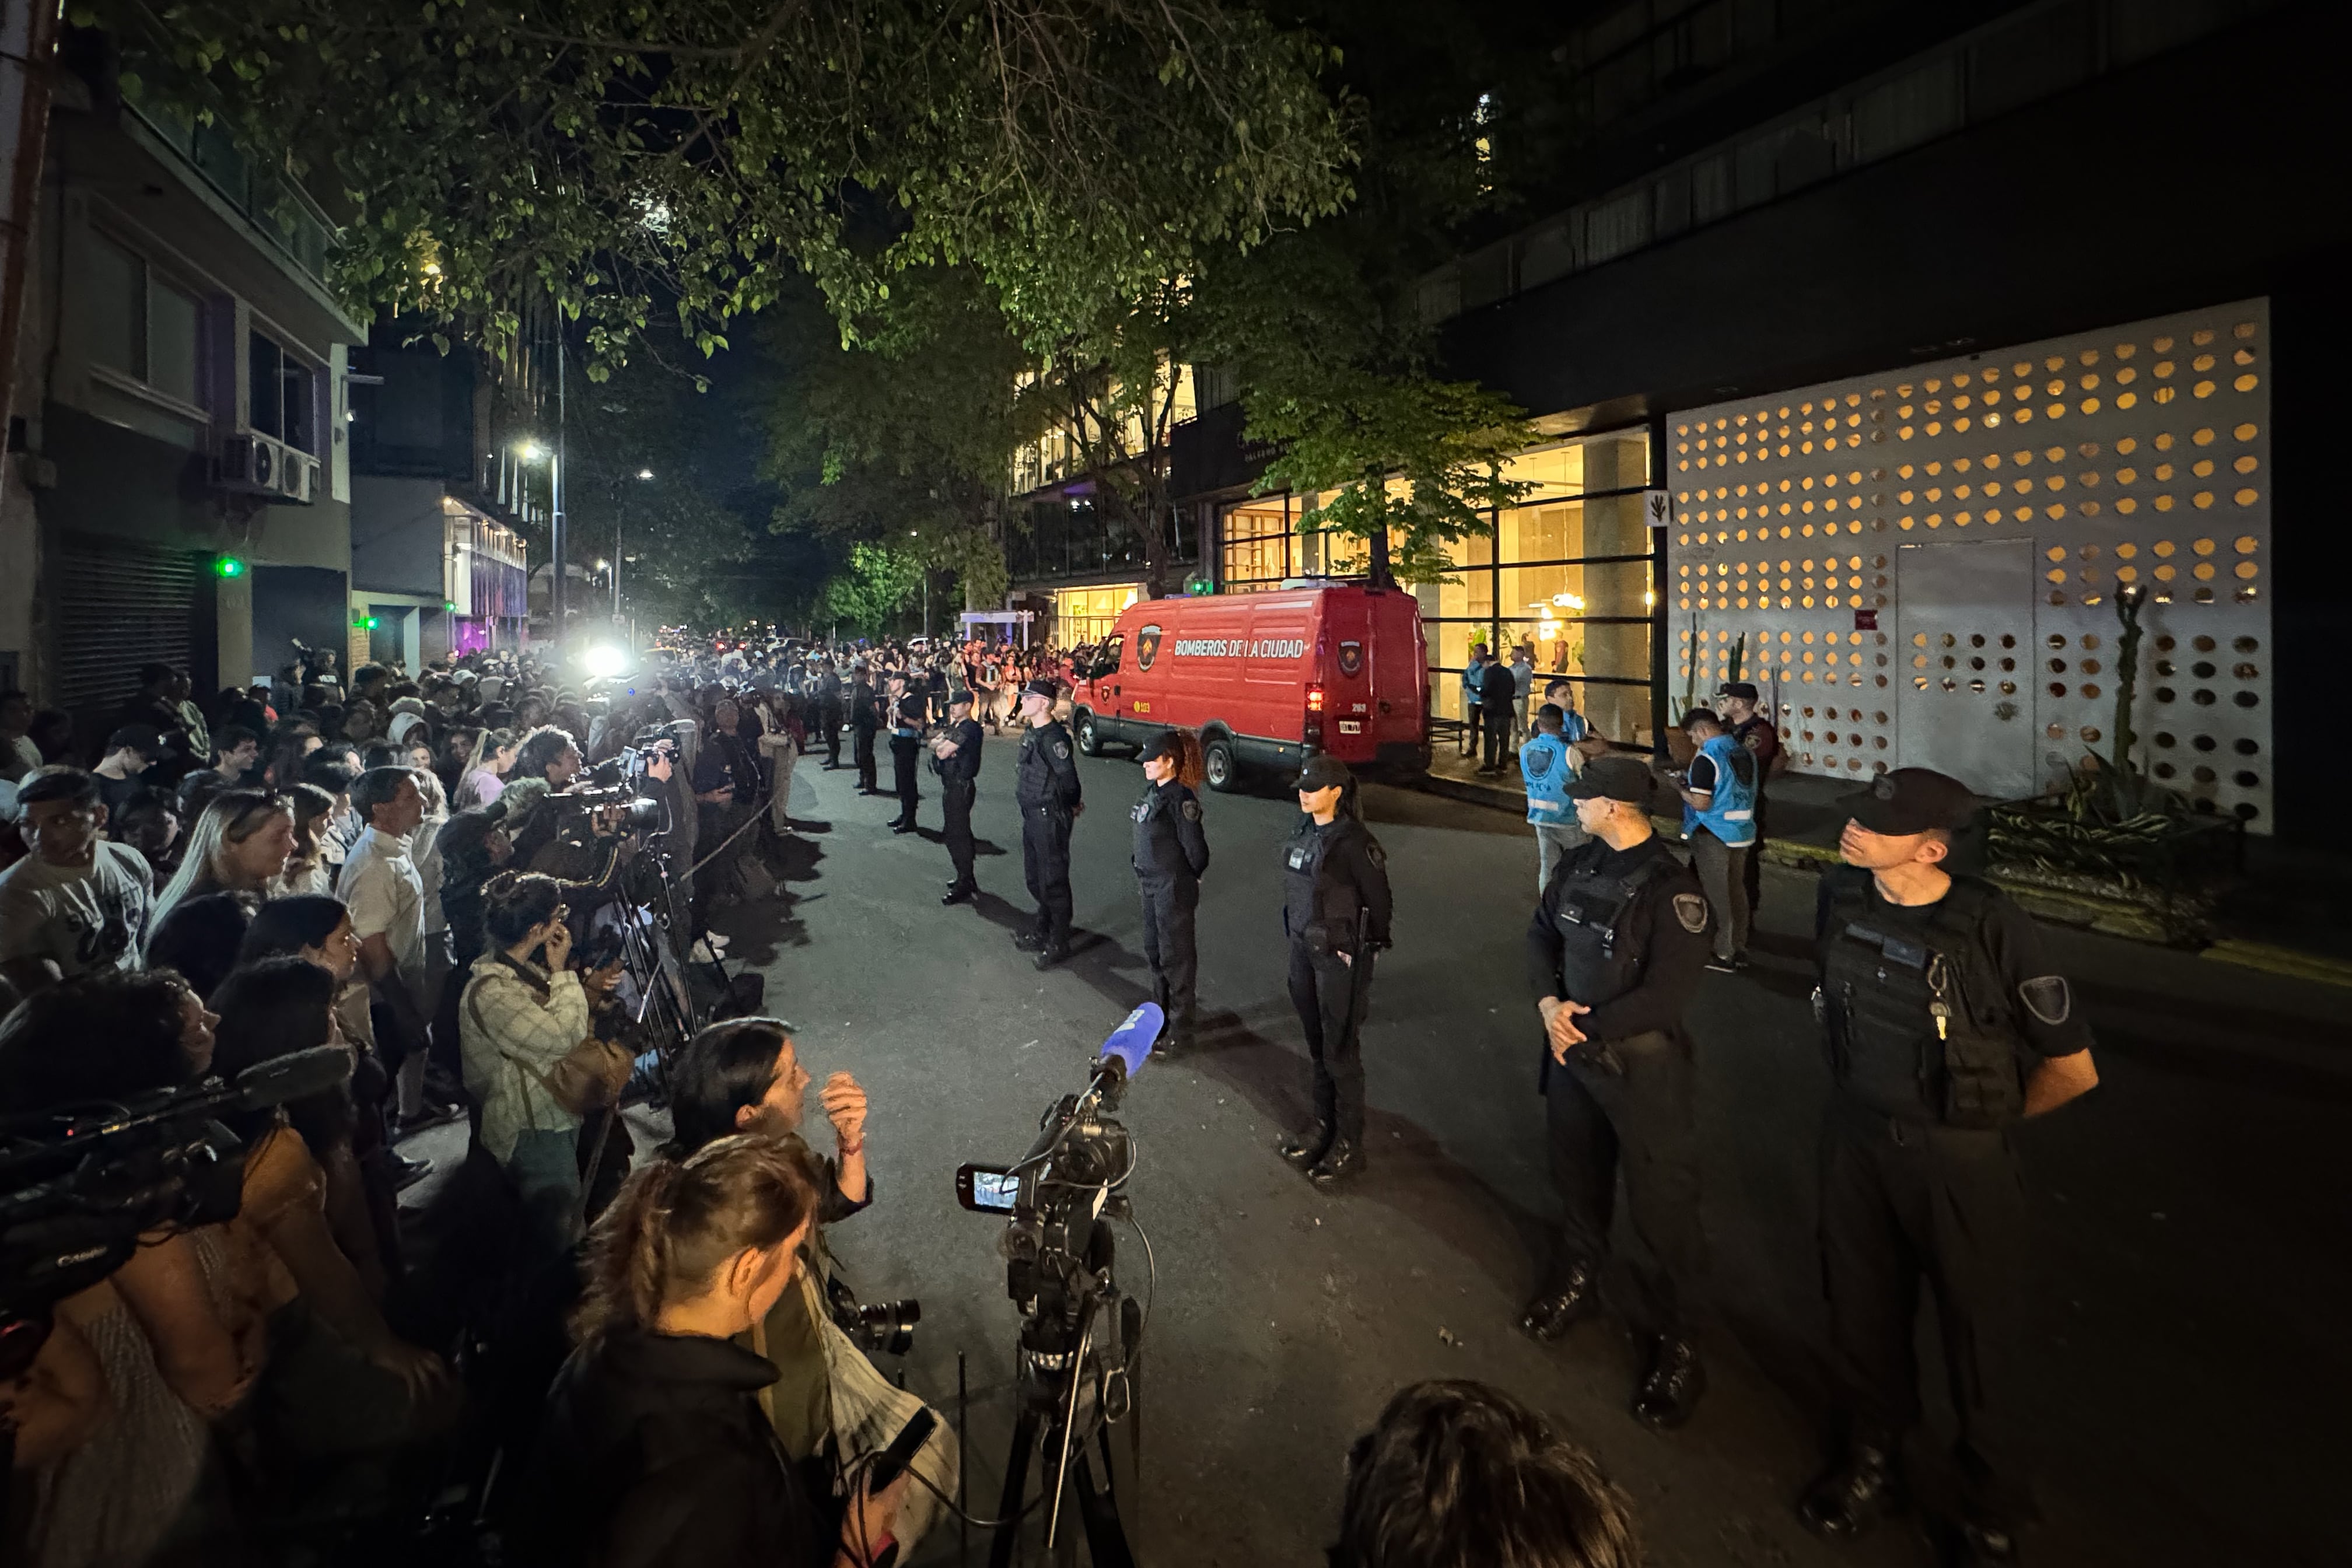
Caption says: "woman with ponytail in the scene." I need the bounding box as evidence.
[515,1136,907,1568]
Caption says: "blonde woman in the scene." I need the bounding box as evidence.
[146,788,297,938]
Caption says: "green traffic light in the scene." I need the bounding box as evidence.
[214,555,246,579]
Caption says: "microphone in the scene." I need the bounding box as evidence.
[1091,1003,1163,1093]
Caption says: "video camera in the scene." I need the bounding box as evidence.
[1,1047,353,1376]
[560,729,680,838]
[956,1004,1161,1564]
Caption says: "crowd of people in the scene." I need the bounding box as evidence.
[0,632,1656,1568]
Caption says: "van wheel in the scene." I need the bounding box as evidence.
[1074,711,1101,757]
[1203,737,1240,792]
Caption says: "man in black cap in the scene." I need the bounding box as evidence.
[1799,768,2098,1567]
[1012,678,1082,967]
[932,689,984,905]
[1717,681,1781,915]
[1520,754,1714,1429]
[1274,754,1392,1187]
[92,724,166,820]
[1130,732,1209,1054]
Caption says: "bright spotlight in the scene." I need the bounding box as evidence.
[583,644,629,679]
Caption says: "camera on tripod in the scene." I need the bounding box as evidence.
[953,1003,1163,1567]
[559,736,673,839]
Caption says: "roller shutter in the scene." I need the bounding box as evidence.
[52,537,198,718]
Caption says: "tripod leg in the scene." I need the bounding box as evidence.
[1072,1452,1136,1568]
[989,1402,1041,1568]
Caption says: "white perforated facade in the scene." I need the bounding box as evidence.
[1668,299,2273,831]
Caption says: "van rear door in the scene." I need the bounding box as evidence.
[1316,590,1377,762]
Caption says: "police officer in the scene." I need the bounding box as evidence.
[848,663,881,794]
[1519,754,1714,1430]
[1273,755,1391,1188]
[816,658,845,769]
[1130,732,1209,1055]
[1012,678,1082,968]
[933,690,984,905]
[887,674,929,834]
[1717,681,1781,916]
[1800,769,2096,1566]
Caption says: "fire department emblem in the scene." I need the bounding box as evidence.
[1136,624,1163,672]
[1338,640,1363,676]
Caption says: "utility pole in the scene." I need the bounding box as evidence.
[552,327,568,641]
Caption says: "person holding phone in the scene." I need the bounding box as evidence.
[458,872,625,1275]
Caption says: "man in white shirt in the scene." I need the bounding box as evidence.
[338,765,439,1133]
[0,767,153,995]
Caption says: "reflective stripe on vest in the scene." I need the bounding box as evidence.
[1683,733,1758,846]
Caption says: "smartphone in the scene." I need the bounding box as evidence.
[955,1163,1020,1213]
[866,1407,937,1493]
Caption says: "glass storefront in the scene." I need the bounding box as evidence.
[1052,582,1143,648]
[1213,427,1658,744]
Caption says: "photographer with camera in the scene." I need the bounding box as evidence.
[513,1136,909,1568]
[457,872,629,1275]
[661,1016,954,1525]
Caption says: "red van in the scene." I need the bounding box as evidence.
[1068,585,1430,790]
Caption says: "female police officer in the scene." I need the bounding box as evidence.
[1130,732,1209,1055]
[1273,755,1391,1188]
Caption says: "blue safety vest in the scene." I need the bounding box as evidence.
[1520,732,1573,824]
[1682,733,1758,847]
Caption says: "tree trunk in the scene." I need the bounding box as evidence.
[1367,527,1393,590]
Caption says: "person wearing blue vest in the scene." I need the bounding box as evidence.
[1674,709,1756,972]
[1518,704,1584,892]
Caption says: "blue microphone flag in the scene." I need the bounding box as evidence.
[1097,1003,1163,1080]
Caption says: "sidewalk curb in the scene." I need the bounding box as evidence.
[2199,939,2352,989]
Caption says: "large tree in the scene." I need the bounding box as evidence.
[85,0,1354,365]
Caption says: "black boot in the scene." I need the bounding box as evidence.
[1630,1334,1706,1430]
[1033,943,1070,970]
[1935,1520,2020,1568]
[1277,1122,1332,1170]
[941,884,975,906]
[1012,930,1046,953]
[1798,1440,1905,1539]
[1307,1138,1363,1187]
[1517,1259,1598,1343]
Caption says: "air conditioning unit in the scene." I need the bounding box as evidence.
[278,450,320,505]
[217,432,285,495]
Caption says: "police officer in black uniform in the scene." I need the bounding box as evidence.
[848,663,881,794]
[1518,754,1714,1427]
[1130,731,1209,1054]
[1800,768,2096,1567]
[887,674,929,834]
[816,658,845,769]
[1011,678,1082,968]
[932,689,984,905]
[1274,755,1392,1188]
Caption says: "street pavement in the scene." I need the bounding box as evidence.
[695,737,2352,1567]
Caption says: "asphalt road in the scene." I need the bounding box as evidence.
[696,737,2352,1567]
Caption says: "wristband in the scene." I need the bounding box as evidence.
[838,1136,866,1158]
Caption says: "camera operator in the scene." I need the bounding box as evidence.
[1331,1381,1640,1568]
[514,1137,908,1568]
[692,696,766,912]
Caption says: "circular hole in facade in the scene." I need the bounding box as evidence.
[2192,734,2217,752]
[2192,689,2216,706]
[2234,770,2260,788]
[2234,690,2260,708]
[2233,737,2259,755]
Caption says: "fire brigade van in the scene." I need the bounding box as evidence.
[1067,584,1430,790]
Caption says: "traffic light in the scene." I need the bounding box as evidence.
[212,555,246,579]
[354,615,379,631]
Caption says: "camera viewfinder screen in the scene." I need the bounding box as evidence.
[972,1170,1019,1210]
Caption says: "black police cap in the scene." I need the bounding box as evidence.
[1566,755,1654,806]
[1840,767,1977,835]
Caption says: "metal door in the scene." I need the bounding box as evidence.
[1895,540,2034,799]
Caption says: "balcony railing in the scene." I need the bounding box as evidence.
[127,101,335,287]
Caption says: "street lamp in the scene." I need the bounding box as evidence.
[514,439,566,634]
[615,466,655,620]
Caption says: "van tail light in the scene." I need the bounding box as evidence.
[1306,685,1325,713]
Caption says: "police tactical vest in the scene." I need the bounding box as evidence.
[1818,872,2025,1128]
[1283,817,1371,954]
[1130,784,1194,881]
[1545,842,1679,1010]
